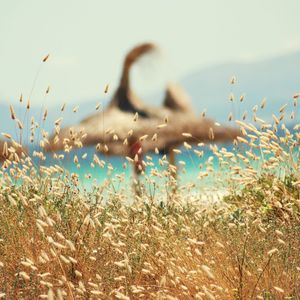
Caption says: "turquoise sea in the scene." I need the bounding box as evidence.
[39,143,252,192]
[29,125,298,193]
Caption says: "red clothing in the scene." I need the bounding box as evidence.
[130,141,144,174]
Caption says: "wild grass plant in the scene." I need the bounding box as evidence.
[0,59,300,299]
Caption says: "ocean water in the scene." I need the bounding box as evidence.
[30,130,298,193]
[40,144,230,191]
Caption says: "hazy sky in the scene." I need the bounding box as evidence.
[1,0,300,106]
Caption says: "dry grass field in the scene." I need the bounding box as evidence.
[0,91,300,299]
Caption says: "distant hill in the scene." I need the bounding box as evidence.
[1,51,299,142]
[180,51,300,122]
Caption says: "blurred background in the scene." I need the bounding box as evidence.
[1,0,300,133]
[1,0,300,187]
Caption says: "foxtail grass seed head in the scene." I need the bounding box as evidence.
[60,103,66,112]
[182,132,192,138]
[55,118,63,126]
[139,134,148,141]
[151,133,157,141]
[293,92,300,99]
[201,265,215,279]
[2,133,12,139]
[9,105,16,120]
[16,119,23,130]
[2,142,8,157]
[42,54,50,62]
[157,123,167,129]
[260,98,266,109]
[209,128,214,140]
[279,104,287,113]
[43,109,48,121]
[294,98,298,107]
[273,286,284,294]
[230,75,236,84]
[272,114,280,125]
[183,142,192,150]
[267,248,278,256]
[133,112,138,122]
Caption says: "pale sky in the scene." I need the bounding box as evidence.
[1,0,300,106]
